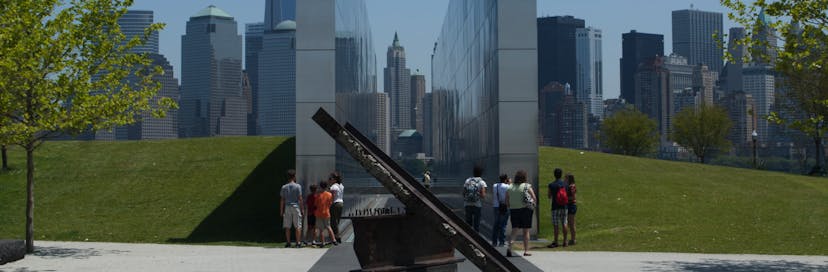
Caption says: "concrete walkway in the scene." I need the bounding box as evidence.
[1,241,827,272]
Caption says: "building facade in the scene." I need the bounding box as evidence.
[743,64,775,143]
[118,10,159,54]
[537,16,585,92]
[265,0,296,31]
[179,5,247,137]
[411,72,426,132]
[258,20,297,136]
[635,56,671,146]
[720,27,746,94]
[672,9,724,73]
[575,27,603,119]
[621,30,664,104]
[385,33,413,144]
[721,91,755,146]
[244,22,264,135]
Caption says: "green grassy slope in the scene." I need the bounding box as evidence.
[537,147,828,255]
[0,137,294,245]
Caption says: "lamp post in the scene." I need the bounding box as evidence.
[752,130,758,169]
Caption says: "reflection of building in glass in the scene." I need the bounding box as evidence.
[575,27,603,119]
[385,33,413,150]
[422,92,433,156]
[672,9,724,74]
[396,130,423,158]
[245,22,264,135]
[621,30,664,105]
[258,20,296,136]
[179,5,246,137]
[431,1,538,181]
[635,56,671,146]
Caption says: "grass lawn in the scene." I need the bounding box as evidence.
[537,147,828,255]
[0,137,294,246]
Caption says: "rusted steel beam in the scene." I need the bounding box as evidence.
[312,108,520,272]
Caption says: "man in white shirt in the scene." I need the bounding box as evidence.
[328,171,344,243]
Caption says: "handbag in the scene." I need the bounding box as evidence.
[522,184,535,210]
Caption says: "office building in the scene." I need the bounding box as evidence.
[672,9,724,73]
[245,22,264,135]
[385,33,413,144]
[179,5,246,137]
[720,27,746,94]
[743,64,775,143]
[422,92,433,156]
[621,30,664,104]
[575,27,603,119]
[634,56,671,145]
[721,91,755,146]
[537,16,585,92]
[118,10,159,54]
[411,72,426,132]
[265,0,296,31]
[258,20,296,136]
[693,64,716,106]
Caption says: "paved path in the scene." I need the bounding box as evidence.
[2,241,827,271]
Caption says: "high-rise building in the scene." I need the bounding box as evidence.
[664,53,694,94]
[720,27,746,94]
[539,82,566,146]
[244,22,264,135]
[265,0,296,31]
[672,9,724,73]
[118,10,159,54]
[621,30,664,104]
[743,63,775,143]
[258,20,296,136]
[721,91,755,146]
[575,27,603,119]
[692,64,716,106]
[537,16,585,92]
[179,5,246,137]
[411,72,426,132]
[385,33,413,143]
[634,56,671,145]
[544,83,588,149]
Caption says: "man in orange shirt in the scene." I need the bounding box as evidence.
[315,181,338,246]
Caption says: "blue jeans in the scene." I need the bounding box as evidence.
[465,206,481,232]
[491,207,509,245]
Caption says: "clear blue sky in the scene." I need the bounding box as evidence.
[130,0,738,99]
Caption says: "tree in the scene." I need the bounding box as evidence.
[672,106,733,163]
[722,0,828,175]
[0,0,174,253]
[601,107,659,156]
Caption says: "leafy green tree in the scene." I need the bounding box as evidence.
[672,106,733,164]
[722,0,828,174]
[0,0,174,252]
[601,107,659,156]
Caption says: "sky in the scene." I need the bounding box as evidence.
[130,0,739,99]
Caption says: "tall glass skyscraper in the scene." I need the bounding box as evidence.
[118,10,159,54]
[575,27,603,119]
[672,9,724,73]
[180,5,247,137]
[245,22,264,135]
[258,20,296,136]
[265,0,297,32]
[537,16,585,92]
[621,30,664,105]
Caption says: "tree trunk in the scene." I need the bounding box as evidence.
[813,135,824,176]
[25,144,34,253]
[1,145,7,170]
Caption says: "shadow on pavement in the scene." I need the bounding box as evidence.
[167,138,295,244]
[31,246,128,260]
[644,259,828,272]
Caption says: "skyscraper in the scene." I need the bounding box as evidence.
[265,0,296,31]
[720,27,746,94]
[635,56,671,145]
[672,9,724,73]
[411,72,426,132]
[692,64,715,106]
[537,16,585,91]
[721,91,755,146]
[621,30,664,105]
[179,5,246,137]
[743,64,775,143]
[258,20,296,136]
[385,33,412,143]
[575,27,603,119]
[118,10,159,54]
[245,22,264,135]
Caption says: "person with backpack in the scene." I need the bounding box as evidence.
[566,174,578,246]
[547,168,569,248]
[491,174,511,247]
[505,170,535,257]
[463,166,487,232]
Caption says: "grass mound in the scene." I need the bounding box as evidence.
[538,147,828,255]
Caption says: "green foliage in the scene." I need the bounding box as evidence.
[0,137,293,245]
[601,107,658,156]
[538,147,828,255]
[722,0,828,170]
[671,105,732,163]
[0,0,174,146]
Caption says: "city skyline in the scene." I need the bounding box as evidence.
[130,0,737,99]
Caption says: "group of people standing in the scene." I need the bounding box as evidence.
[462,166,578,257]
[279,170,344,248]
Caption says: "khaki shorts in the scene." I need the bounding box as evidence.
[282,206,302,229]
[317,217,331,230]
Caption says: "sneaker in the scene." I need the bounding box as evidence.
[332,241,339,246]
[284,243,292,248]
[546,243,558,248]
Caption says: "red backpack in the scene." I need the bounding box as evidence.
[555,185,569,206]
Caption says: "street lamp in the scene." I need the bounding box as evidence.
[752,130,758,169]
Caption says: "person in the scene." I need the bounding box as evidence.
[491,174,511,247]
[566,174,578,246]
[305,184,319,246]
[328,171,344,244]
[462,165,487,232]
[547,168,569,248]
[315,181,338,246]
[422,170,432,189]
[280,169,303,248]
[506,170,536,257]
